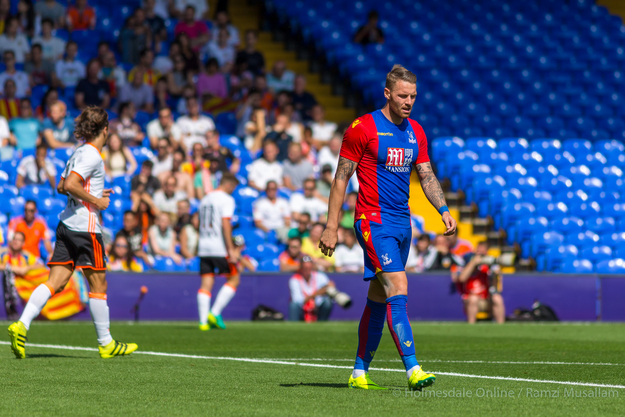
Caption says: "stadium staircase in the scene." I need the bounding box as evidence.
[597,0,625,23]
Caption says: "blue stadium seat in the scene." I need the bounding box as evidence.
[530,231,564,260]
[186,257,200,272]
[594,259,625,274]
[546,244,579,272]
[153,256,186,272]
[580,246,613,264]
[258,258,280,272]
[560,258,593,273]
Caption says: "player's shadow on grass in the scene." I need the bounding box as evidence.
[28,354,88,359]
[280,383,347,389]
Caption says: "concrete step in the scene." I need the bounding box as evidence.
[315,94,344,108]
[325,107,356,124]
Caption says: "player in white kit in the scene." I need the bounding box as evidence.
[8,107,138,359]
[197,173,240,331]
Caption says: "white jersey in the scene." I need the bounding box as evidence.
[59,143,105,234]
[197,190,235,257]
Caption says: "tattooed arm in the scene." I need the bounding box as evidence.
[319,156,357,256]
[416,161,457,235]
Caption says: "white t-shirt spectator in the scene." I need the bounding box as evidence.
[309,121,337,143]
[17,155,57,185]
[0,71,30,98]
[289,192,327,221]
[211,25,240,47]
[0,34,30,63]
[253,196,290,230]
[117,83,154,111]
[97,66,127,89]
[31,36,66,61]
[317,146,340,174]
[174,0,207,19]
[289,271,330,306]
[55,59,86,88]
[202,41,235,68]
[267,70,295,92]
[0,115,9,140]
[150,154,173,177]
[247,158,283,189]
[153,55,173,74]
[147,119,182,144]
[176,115,215,149]
[153,189,188,214]
[334,244,364,272]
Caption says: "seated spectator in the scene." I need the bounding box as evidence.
[15,0,37,37]
[424,235,464,271]
[35,87,58,120]
[283,106,305,144]
[119,10,150,65]
[10,99,40,151]
[288,256,334,321]
[135,196,159,244]
[353,10,384,45]
[205,129,240,173]
[32,18,65,62]
[75,59,111,109]
[153,175,188,217]
[247,140,283,191]
[109,101,145,146]
[107,234,144,272]
[300,125,316,163]
[453,241,505,324]
[230,235,258,272]
[192,151,216,199]
[176,32,201,75]
[196,58,228,99]
[157,148,194,198]
[448,234,475,258]
[309,105,337,149]
[237,89,263,145]
[147,107,181,150]
[254,74,275,112]
[8,200,53,259]
[174,198,191,233]
[279,236,302,272]
[340,191,358,228]
[253,181,291,237]
[166,54,192,97]
[269,90,292,125]
[317,134,341,173]
[0,231,45,277]
[264,114,293,162]
[150,137,173,176]
[131,160,161,199]
[406,234,434,273]
[16,143,56,188]
[179,211,199,259]
[288,212,310,240]
[66,0,96,31]
[0,17,30,64]
[153,77,177,111]
[98,51,126,99]
[115,210,151,265]
[212,11,239,47]
[0,51,30,98]
[0,113,12,159]
[0,80,22,121]
[301,222,334,271]
[235,30,265,75]
[171,0,208,20]
[25,44,55,87]
[41,100,75,148]
[291,76,317,121]
[315,164,333,201]
[176,84,199,115]
[129,49,161,87]
[117,68,155,113]
[154,40,179,75]
[177,97,215,149]
[34,0,66,28]
[267,60,295,92]
[102,133,137,178]
[144,0,166,45]
[96,41,110,65]
[0,0,9,33]
[54,41,85,89]
[174,6,209,53]
[334,228,364,273]
[290,178,327,223]
[148,212,183,264]
[202,28,235,71]
[283,142,314,191]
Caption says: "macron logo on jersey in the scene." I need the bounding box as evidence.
[385,148,413,173]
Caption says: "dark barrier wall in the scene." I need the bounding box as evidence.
[2,273,624,321]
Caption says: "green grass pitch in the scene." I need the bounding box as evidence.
[1,321,624,416]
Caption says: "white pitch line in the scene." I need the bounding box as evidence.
[2,341,625,390]
[270,358,625,366]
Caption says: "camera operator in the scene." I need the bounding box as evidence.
[288,256,334,322]
[452,241,505,324]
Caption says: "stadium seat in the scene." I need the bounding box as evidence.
[595,259,625,274]
[545,244,579,272]
[530,231,564,259]
[186,257,200,272]
[580,246,613,264]
[559,258,593,273]
[258,258,280,272]
[153,256,186,272]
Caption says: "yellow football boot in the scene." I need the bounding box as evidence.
[7,321,28,359]
[408,367,436,391]
[348,373,387,390]
[98,340,138,359]
[199,323,210,331]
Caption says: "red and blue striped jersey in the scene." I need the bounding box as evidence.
[340,109,429,228]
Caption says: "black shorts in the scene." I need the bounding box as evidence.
[48,221,107,271]
[199,257,236,277]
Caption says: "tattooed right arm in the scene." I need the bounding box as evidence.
[326,157,357,231]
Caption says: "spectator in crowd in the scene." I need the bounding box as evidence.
[150,137,173,176]
[406,234,434,273]
[75,59,111,109]
[120,9,150,65]
[288,256,334,322]
[32,18,65,62]
[235,29,265,75]
[153,175,188,217]
[279,236,302,272]
[354,10,384,45]
[54,41,85,88]
[34,0,66,28]
[129,49,161,87]
[40,100,75,149]
[0,17,30,64]
[153,77,176,111]
[174,198,191,234]
[96,41,110,66]
[212,10,239,47]
[301,222,334,271]
[107,234,144,272]
[287,211,311,240]
[425,235,464,271]
[300,125,316,163]
[253,180,291,237]
[147,107,182,150]
[236,88,262,141]
[268,90,291,124]
[254,74,274,112]
[174,6,209,52]
[448,234,475,258]
[334,228,364,273]
[181,141,208,175]
[241,106,266,154]
[0,0,9,33]
[166,54,192,97]
[176,32,200,74]
[117,68,155,113]
[230,235,258,273]
[309,105,337,148]
[0,113,12,159]
[171,0,208,20]
[317,134,342,173]
[340,191,358,228]
[109,101,145,146]
[191,150,215,199]
[25,44,55,87]
[15,0,37,37]
[196,57,228,99]
[0,51,30,98]
[131,160,161,200]
[148,212,183,264]
[10,99,40,151]
[282,142,314,191]
[102,132,137,178]
[205,129,240,173]
[315,164,333,201]
[247,140,283,191]
[283,104,305,141]
[453,241,505,324]
[16,143,56,188]
[35,86,58,120]
[157,148,194,198]
[136,196,159,244]
[267,60,295,92]
[66,0,96,31]
[154,40,180,75]
[177,97,215,149]
[179,211,199,259]
[98,51,126,99]
[115,210,151,265]
[8,200,52,259]
[0,231,45,277]
[290,178,327,223]
[264,114,293,162]
[0,80,22,121]
[143,0,166,43]
[203,28,235,71]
